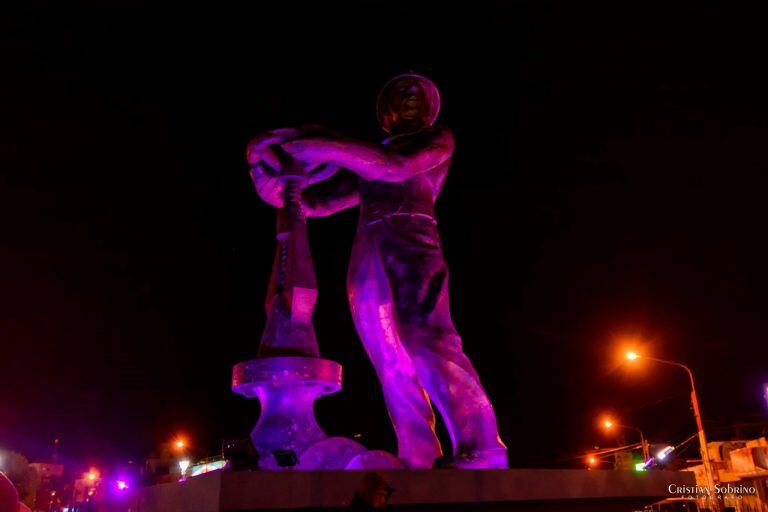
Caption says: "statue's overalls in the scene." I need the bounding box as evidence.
[346,131,507,469]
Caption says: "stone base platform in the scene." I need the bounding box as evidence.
[131,468,693,512]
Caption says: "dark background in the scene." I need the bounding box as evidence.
[1,1,767,470]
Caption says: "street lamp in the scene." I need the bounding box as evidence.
[625,351,718,508]
[601,417,650,461]
[172,436,188,452]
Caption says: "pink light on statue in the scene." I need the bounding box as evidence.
[285,73,506,469]
[239,72,507,470]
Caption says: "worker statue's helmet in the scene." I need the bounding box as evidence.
[376,73,441,134]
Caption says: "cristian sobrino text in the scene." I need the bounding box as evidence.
[668,484,757,495]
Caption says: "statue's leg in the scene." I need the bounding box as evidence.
[382,217,508,469]
[347,226,443,469]
[402,307,508,468]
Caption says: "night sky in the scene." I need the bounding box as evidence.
[2,1,767,470]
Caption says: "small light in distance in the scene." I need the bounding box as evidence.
[656,445,675,461]
[116,481,129,491]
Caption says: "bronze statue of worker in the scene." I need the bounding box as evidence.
[247,73,507,469]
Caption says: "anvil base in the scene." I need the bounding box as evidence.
[232,356,401,470]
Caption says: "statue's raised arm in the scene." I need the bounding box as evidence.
[280,125,454,183]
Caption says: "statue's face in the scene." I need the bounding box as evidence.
[377,73,440,134]
[384,78,430,133]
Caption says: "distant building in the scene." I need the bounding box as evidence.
[686,437,768,511]
[29,463,63,481]
[29,461,65,511]
[72,473,100,510]
[142,442,189,485]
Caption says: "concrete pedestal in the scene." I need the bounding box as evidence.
[131,468,694,512]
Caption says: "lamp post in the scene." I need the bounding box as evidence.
[602,419,650,461]
[625,352,718,509]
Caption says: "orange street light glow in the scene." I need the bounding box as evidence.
[176,440,185,449]
[587,455,597,466]
[88,472,96,481]
[626,351,639,361]
[603,419,614,429]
